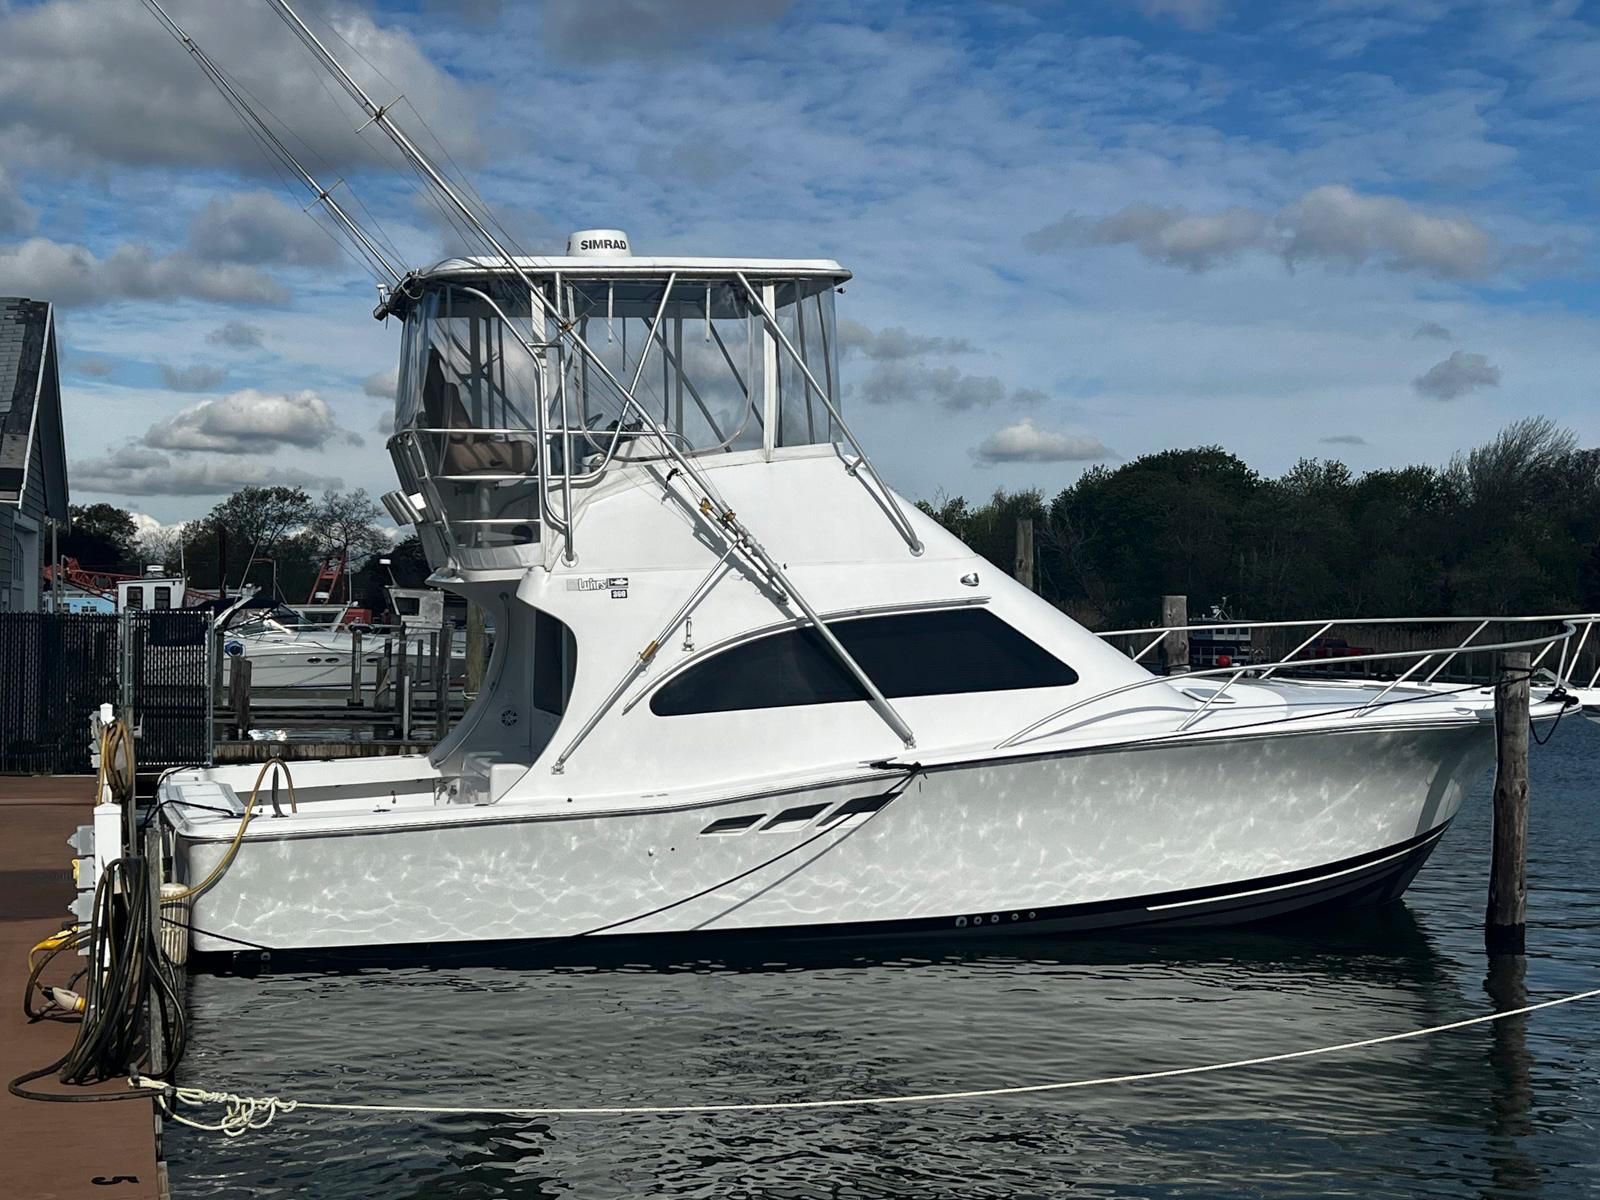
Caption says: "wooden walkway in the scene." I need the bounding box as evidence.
[0,776,163,1199]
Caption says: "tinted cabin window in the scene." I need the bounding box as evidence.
[651,609,1077,717]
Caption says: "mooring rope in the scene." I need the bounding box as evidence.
[135,985,1600,1134]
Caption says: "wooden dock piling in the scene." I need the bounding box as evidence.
[1014,518,1035,591]
[1487,650,1531,953]
[1162,594,1189,675]
[229,657,253,739]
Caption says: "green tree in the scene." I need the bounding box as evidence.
[184,486,315,597]
[60,503,139,570]
[309,489,388,602]
[918,417,1599,627]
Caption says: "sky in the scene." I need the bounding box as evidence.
[1,0,1597,530]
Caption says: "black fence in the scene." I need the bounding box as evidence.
[0,611,211,774]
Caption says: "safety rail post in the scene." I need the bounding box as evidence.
[399,665,413,743]
[395,634,410,738]
[348,627,364,708]
[376,636,393,710]
[1487,650,1531,954]
[1162,596,1189,675]
[1014,519,1035,591]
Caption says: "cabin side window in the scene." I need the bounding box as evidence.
[649,609,1077,717]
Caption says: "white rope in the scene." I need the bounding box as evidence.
[137,985,1599,1131]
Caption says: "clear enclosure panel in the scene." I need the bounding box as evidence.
[391,275,845,550]
[773,280,841,448]
[395,286,543,549]
[544,277,761,465]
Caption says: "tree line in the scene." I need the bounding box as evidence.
[60,486,429,612]
[60,416,1600,625]
[919,417,1600,627]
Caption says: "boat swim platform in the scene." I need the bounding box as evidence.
[0,775,164,1200]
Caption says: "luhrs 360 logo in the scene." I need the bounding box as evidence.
[567,576,629,598]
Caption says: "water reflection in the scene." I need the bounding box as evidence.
[1483,953,1537,1198]
[168,725,1600,1199]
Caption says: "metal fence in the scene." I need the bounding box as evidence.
[0,610,212,774]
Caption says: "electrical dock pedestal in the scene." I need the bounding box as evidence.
[0,776,163,1199]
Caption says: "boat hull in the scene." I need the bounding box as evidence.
[177,719,1493,955]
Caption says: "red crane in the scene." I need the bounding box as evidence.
[305,553,348,604]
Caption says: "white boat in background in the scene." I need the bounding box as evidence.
[216,595,432,695]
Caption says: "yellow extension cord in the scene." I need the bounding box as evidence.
[163,757,297,903]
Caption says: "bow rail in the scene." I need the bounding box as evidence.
[997,613,1600,751]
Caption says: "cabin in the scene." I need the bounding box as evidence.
[0,297,69,611]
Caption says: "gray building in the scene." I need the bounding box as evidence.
[0,297,69,611]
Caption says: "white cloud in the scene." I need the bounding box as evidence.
[143,389,347,454]
[207,320,265,349]
[129,511,183,541]
[1029,186,1519,282]
[0,164,34,235]
[1125,0,1227,30]
[188,192,339,268]
[159,362,228,392]
[362,368,399,399]
[857,361,1013,411]
[0,237,285,307]
[0,0,480,172]
[1028,204,1266,272]
[1279,185,1497,280]
[73,445,341,497]
[1411,321,1451,340]
[543,0,791,63]
[973,418,1111,465]
[838,320,974,360]
[1319,433,1367,446]
[840,319,1017,411]
[71,354,115,377]
[1412,350,1501,400]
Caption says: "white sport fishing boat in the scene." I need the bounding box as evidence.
[155,230,1581,956]
[147,2,1580,958]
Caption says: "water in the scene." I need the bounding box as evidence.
[168,721,1600,1198]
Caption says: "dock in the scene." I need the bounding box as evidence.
[0,776,163,1200]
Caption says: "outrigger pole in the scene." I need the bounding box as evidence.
[244,0,918,751]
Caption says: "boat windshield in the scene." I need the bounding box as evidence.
[389,270,842,551]
[225,604,317,636]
